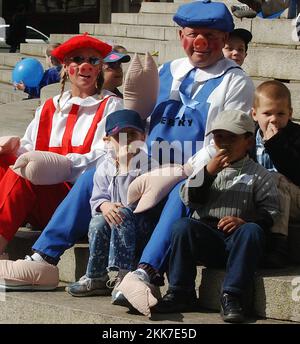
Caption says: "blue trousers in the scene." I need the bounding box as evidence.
[32,168,95,260]
[86,208,156,278]
[139,180,190,272]
[33,167,188,273]
[33,167,163,264]
[167,218,265,295]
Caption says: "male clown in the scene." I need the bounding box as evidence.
[0,1,254,296]
[116,0,255,315]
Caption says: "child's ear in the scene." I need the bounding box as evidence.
[251,107,258,122]
[289,107,293,119]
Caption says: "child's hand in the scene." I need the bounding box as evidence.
[217,216,245,234]
[100,202,125,226]
[15,81,25,91]
[263,123,279,141]
[206,148,230,175]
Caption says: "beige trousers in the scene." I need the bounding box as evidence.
[271,172,300,236]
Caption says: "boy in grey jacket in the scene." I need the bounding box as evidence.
[152,110,280,323]
[66,109,158,297]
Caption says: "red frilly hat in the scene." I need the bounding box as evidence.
[51,33,112,63]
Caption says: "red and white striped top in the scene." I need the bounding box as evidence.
[19,90,123,182]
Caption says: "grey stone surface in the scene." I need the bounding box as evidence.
[0,285,291,324]
[0,83,27,104]
[6,228,41,260]
[198,267,300,322]
[0,99,39,136]
[244,47,300,81]
[58,244,89,283]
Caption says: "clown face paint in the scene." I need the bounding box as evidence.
[64,47,103,98]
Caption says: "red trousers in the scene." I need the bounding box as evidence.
[0,154,70,241]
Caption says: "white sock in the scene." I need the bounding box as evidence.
[25,253,47,263]
[135,268,150,282]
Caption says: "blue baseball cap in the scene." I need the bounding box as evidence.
[105,109,145,136]
[173,0,234,32]
[103,51,131,63]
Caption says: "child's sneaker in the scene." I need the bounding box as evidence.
[65,275,110,297]
[109,270,134,307]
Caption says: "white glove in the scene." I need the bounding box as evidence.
[123,52,159,120]
[0,136,20,155]
[11,150,72,185]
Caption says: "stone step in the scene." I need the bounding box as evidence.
[0,53,45,69]
[111,12,176,27]
[5,225,300,323]
[1,284,288,324]
[0,83,27,104]
[19,43,49,58]
[77,23,179,41]
[81,17,298,47]
[0,99,39,137]
[0,67,14,85]
[199,266,300,322]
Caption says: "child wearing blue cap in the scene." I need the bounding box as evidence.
[103,45,131,98]
[65,109,160,297]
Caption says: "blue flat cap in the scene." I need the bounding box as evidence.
[173,0,234,32]
[105,109,145,136]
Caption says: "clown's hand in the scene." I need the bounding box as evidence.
[123,52,159,120]
[0,136,20,155]
[127,164,192,213]
[11,151,72,185]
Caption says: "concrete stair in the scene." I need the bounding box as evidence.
[0,99,39,136]
[4,225,300,323]
[1,284,289,324]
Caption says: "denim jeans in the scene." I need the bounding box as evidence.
[86,207,159,279]
[167,218,265,296]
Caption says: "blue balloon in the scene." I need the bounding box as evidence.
[12,58,44,88]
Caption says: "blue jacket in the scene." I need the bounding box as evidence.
[25,66,61,99]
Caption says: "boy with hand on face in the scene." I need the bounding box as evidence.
[152,110,280,323]
[251,80,300,266]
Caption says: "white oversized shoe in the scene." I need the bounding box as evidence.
[0,259,59,291]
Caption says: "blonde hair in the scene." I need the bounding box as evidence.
[254,80,292,109]
[112,45,128,54]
